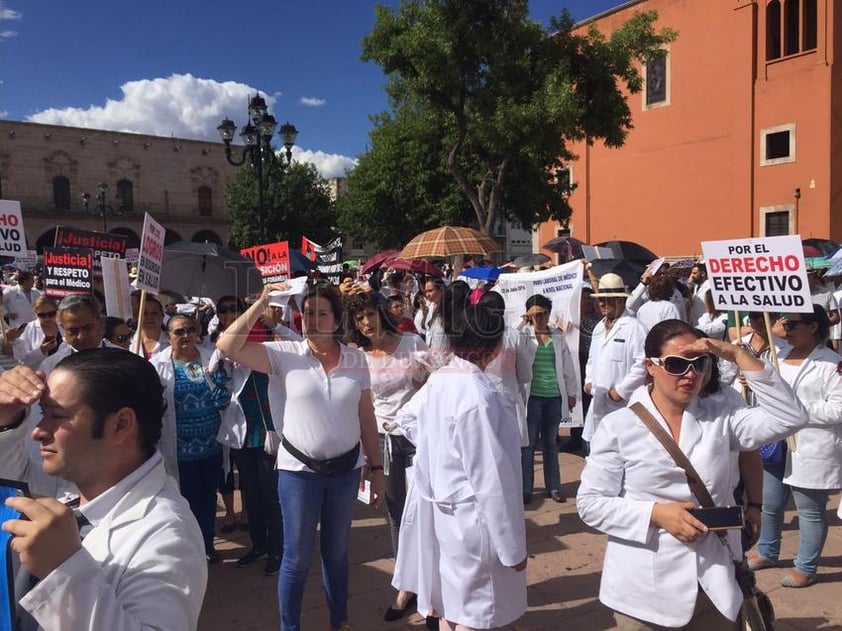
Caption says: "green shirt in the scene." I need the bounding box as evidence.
[530,340,561,398]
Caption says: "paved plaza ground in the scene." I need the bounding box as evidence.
[202,446,842,631]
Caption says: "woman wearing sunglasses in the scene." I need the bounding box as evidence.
[150,313,222,563]
[9,295,62,368]
[577,319,808,630]
[751,305,842,588]
[104,316,132,349]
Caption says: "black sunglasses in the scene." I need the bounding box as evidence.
[36,311,57,319]
[648,354,711,376]
[170,327,196,337]
[113,333,132,343]
[217,305,240,315]
[782,320,811,331]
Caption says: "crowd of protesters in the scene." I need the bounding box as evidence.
[0,254,839,630]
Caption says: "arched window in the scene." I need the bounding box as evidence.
[803,0,817,50]
[52,176,71,210]
[192,230,222,245]
[766,0,782,60]
[784,0,800,56]
[116,179,134,211]
[198,186,213,216]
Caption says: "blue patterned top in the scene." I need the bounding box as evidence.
[172,358,222,461]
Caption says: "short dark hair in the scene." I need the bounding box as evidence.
[451,305,504,365]
[304,284,345,337]
[477,290,505,314]
[166,314,195,333]
[55,348,164,457]
[104,316,127,340]
[788,304,831,343]
[647,274,675,302]
[525,294,552,312]
[58,293,101,316]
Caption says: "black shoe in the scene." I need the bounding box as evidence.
[263,555,281,576]
[237,549,267,567]
[384,593,417,622]
[425,616,439,630]
[206,549,220,564]
[549,490,567,503]
[523,493,532,506]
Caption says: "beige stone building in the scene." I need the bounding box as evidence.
[0,119,234,251]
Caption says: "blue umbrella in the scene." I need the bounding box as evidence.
[459,266,501,282]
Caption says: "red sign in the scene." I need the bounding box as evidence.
[43,247,94,298]
[55,226,128,282]
[241,241,290,284]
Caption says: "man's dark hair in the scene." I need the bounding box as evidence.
[55,348,165,457]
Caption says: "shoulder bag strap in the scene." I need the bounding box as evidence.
[629,402,715,509]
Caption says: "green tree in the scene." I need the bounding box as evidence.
[226,160,337,249]
[360,1,677,235]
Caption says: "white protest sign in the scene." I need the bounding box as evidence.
[14,249,38,269]
[136,213,165,293]
[495,261,585,426]
[0,200,27,255]
[701,235,812,313]
[100,256,133,321]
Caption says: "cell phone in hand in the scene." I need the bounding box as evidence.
[689,505,744,531]
[0,478,30,524]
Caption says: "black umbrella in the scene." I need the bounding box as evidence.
[802,238,838,257]
[543,236,587,262]
[512,253,551,268]
[161,241,264,299]
[589,259,646,290]
[594,240,658,264]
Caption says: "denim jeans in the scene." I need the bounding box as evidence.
[178,451,223,553]
[276,467,360,631]
[521,395,562,494]
[756,460,830,576]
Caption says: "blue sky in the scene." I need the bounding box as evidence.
[0,0,624,177]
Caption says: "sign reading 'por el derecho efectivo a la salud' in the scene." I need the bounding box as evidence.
[0,200,27,255]
[701,234,812,313]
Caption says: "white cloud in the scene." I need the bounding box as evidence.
[0,110,8,118]
[0,2,21,21]
[26,73,357,179]
[293,148,356,179]
[0,29,16,40]
[300,97,326,107]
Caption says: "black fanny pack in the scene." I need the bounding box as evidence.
[281,435,360,477]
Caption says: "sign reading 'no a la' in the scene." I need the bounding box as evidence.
[701,234,813,313]
[0,200,27,255]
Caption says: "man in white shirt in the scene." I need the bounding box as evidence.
[2,271,41,329]
[0,347,207,631]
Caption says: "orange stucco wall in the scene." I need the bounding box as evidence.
[538,0,840,258]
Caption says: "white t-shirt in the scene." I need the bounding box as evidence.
[265,340,370,472]
[364,334,427,433]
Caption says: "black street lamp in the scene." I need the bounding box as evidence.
[217,93,299,245]
[81,182,125,234]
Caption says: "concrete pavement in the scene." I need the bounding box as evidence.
[201,449,842,630]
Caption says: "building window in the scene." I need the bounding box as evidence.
[198,186,213,216]
[761,206,794,236]
[767,1,782,60]
[803,0,817,50]
[760,124,796,165]
[784,0,800,55]
[52,176,71,210]
[116,179,134,211]
[556,167,573,195]
[644,53,668,108]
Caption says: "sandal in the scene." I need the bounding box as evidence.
[781,570,816,588]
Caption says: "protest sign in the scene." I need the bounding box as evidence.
[582,244,615,261]
[301,236,343,283]
[136,213,166,293]
[125,248,140,264]
[241,240,291,284]
[54,226,127,281]
[0,200,26,255]
[101,256,133,321]
[701,235,812,313]
[14,250,37,270]
[43,247,94,298]
[495,261,585,426]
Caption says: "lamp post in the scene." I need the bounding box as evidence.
[217,94,299,245]
[81,182,124,233]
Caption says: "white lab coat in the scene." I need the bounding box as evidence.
[392,355,527,629]
[577,365,808,627]
[149,345,217,481]
[582,310,648,441]
[2,285,40,328]
[520,323,578,411]
[484,326,533,447]
[777,344,842,490]
[11,319,64,369]
[20,455,207,631]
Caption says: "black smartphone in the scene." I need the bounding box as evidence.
[689,505,744,531]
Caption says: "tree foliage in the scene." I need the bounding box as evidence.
[351,0,676,238]
[226,159,337,249]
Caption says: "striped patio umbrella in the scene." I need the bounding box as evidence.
[399,226,502,259]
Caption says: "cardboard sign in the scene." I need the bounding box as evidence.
[14,249,38,270]
[43,247,94,298]
[101,256,133,320]
[701,235,812,313]
[494,261,584,426]
[241,241,291,284]
[0,200,27,255]
[136,213,166,293]
[54,226,127,282]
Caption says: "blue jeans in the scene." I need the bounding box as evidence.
[521,395,562,494]
[756,460,830,576]
[276,467,359,631]
[178,451,223,553]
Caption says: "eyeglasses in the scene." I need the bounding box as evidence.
[217,305,240,315]
[170,327,196,337]
[113,333,132,343]
[782,320,811,331]
[36,311,57,319]
[648,354,712,376]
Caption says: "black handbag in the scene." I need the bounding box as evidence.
[630,402,776,631]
